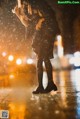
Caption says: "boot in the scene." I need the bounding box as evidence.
[32,86,45,94]
[45,81,57,93]
[32,59,45,94]
[44,59,57,93]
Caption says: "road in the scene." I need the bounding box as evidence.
[0,69,80,119]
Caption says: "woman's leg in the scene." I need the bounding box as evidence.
[44,58,57,92]
[37,58,43,88]
[44,58,53,82]
[32,57,44,94]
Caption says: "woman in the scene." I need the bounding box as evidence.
[13,0,60,94]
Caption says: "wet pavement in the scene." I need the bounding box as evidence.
[0,69,80,119]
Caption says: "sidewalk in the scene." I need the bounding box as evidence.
[0,70,80,119]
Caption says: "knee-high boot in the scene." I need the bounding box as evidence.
[37,59,43,88]
[44,59,57,92]
[33,59,45,94]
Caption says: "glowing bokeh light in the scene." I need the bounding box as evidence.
[69,51,80,66]
[26,58,33,64]
[9,74,15,79]
[57,35,62,42]
[57,35,64,58]
[8,55,14,61]
[2,52,7,57]
[16,58,22,65]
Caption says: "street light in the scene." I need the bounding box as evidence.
[57,35,64,58]
[8,55,14,61]
[16,58,22,65]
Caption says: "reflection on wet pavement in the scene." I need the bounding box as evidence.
[0,70,80,119]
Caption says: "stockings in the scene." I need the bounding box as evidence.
[37,57,54,87]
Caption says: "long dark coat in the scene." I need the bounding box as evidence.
[26,0,60,59]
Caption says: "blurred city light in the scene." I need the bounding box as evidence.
[26,58,33,64]
[2,52,7,57]
[56,35,64,58]
[69,57,74,65]
[16,58,22,65]
[74,51,80,57]
[73,57,80,67]
[57,35,62,41]
[9,74,15,79]
[69,51,80,67]
[8,55,14,61]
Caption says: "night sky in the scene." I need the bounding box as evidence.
[0,0,80,55]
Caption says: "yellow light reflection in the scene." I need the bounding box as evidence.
[59,71,67,107]
[74,69,80,91]
[9,103,29,119]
